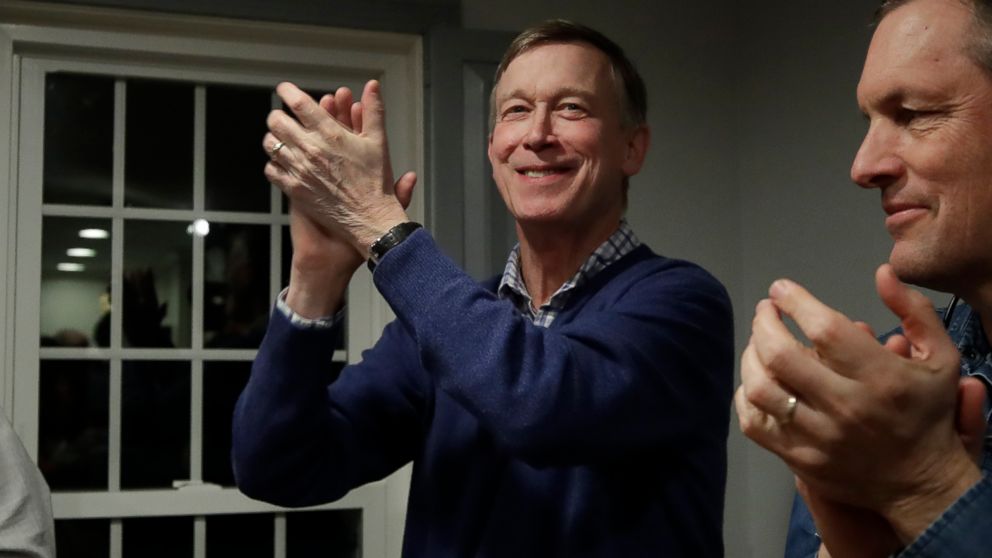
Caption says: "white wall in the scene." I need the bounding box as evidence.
[465,2,906,557]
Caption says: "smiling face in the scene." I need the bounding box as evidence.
[487,42,647,234]
[852,0,992,293]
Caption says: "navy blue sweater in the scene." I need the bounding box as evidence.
[233,229,734,557]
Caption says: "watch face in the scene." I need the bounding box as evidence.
[369,223,421,269]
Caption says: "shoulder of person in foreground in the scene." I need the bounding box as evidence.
[0,411,56,558]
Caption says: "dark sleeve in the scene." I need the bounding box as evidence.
[896,452,992,557]
[231,309,429,507]
[784,492,821,558]
[373,229,735,465]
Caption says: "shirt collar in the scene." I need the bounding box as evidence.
[945,302,992,425]
[497,219,640,323]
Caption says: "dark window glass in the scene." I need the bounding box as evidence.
[39,360,109,490]
[41,217,112,348]
[122,516,193,558]
[121,361,190,489]
[55,519,110,558]
[125,79,194,209]
[202,361,251,486]
[44,73,114,206]
[286,509,362,558]
[206,513,273,558]
[205,85,271,212]
[122,220,192,348]
[203,223,270,349]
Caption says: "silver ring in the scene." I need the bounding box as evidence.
[268,141,285,158]
[780,395,799,425]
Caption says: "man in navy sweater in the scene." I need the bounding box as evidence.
[234,20,734,557]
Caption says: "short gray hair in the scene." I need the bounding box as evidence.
[489,19,647,130]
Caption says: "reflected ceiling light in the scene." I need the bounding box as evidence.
[187,218,210,237]
[79,228,109,239]
[57,262,85,272]
[67,247,96,258]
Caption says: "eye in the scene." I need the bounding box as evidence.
[895,107,939,127]
[895,108,920,124]
[557,102,587,118]
[500,104,529,121]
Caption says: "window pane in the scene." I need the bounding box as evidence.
[121,361,190,489]
[41,217,112,348]
[39,360,108,490]
[202,361,250,487]
[44,72,114,206]
[123,220,192,348]
[204,223,270,349]
[206,514,273,558]
[286,510,361,558]
[125,79,194,209]
[55,519,110,558]
[205,85,271,212]
[122,516,193,558]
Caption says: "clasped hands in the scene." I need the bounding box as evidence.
[262,81,416,319]
[735,264,987,557]
[263,80,415,263]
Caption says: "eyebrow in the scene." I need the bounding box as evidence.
[860,86,944,115]
[496,86,595,105]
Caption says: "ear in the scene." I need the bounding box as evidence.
[621,125,650,177]
[487,133,497,173]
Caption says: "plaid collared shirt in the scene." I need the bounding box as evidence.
[497,219,641,328]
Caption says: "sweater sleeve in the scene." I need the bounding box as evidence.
[373,229,735,466]
[232,309,429,507]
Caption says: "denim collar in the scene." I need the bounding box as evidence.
[943,301,992,426]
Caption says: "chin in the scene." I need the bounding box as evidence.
[889,251,958,294]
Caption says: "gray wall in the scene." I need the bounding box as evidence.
[733,4,883,556]
[465,2,892,558]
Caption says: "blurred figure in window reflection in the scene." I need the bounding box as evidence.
[93,268,172,348]
[204,226,270,349]
[39,329,89,349]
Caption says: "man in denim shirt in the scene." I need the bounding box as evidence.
[736,0,992,556]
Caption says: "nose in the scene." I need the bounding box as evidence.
[523,105,555,151]
[850,121,904,189]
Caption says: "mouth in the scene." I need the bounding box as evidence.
[521,169,560,178]
[882,200,928,216]
[514,165,575,180]
[882,200,930,232]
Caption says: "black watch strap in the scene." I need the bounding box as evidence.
[367,222,422,271]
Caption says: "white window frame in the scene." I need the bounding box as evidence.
[0,2,423,557]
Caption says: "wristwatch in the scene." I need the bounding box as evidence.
[367,222,423,271]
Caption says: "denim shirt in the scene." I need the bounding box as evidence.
[784,302,992,558]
